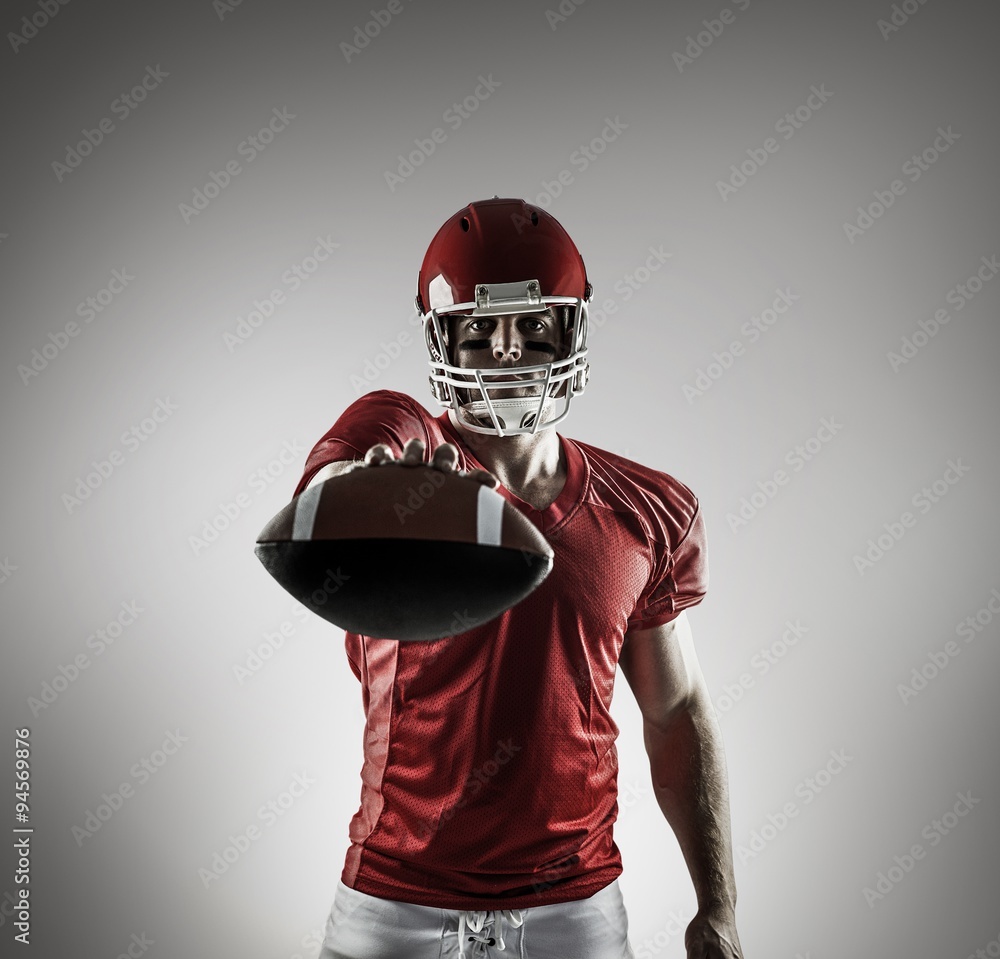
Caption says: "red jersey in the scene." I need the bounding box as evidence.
[292,390,708,910]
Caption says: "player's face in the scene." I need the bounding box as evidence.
[444,309,571,433]
[448,310,564,406]
[449,310,564,369]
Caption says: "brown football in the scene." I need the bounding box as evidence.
[254,464,553,641]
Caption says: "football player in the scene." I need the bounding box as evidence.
[296,198,743,959]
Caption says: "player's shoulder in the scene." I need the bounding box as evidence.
[336,389,439,430]
[568,435,700,533]
[333,389,458,456]
[344,389,429,417]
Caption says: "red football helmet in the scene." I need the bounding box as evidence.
[416,197,593,436]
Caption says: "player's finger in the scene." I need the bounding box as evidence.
[400,438,425,466]
[364,444,395,466]
[431,443,459,471]
[465,468,500,489]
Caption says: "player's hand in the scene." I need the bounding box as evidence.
[684,906,743,958]
[361,439,499,489]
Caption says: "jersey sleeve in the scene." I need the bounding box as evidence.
[626,498,709,632]
[291,390,433,498]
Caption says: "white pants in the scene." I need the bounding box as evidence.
[318,878,636,959]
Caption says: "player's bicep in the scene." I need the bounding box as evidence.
[619,611,706,731]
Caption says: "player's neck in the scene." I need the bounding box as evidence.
[448,410,565,507]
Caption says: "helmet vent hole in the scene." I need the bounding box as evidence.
[461,216,470,232]
[530,211,539,226]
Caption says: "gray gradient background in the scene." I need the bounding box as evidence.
[1,0,998,955]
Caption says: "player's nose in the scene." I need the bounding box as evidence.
[492,340,521,362]
[492,321,521,362]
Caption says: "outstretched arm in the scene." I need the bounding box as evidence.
[618,611,743,959]
[303,438,497,490]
